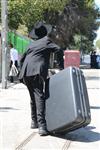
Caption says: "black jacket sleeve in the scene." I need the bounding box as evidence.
[47,39,64,69]
[47,39,60,53]
[20,50,28,68]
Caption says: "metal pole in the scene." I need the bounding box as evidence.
[1,0,8,89]
[0,33,2,82]
[80,35,83,63]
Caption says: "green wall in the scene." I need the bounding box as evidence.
[8,31,31,54]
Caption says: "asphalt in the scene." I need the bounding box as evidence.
[0,68,100,150]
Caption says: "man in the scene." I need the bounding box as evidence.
[19,22,61,136]
[9,43,19,82]
[90,51,97,68]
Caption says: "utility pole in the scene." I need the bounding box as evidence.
[1,0,8,89]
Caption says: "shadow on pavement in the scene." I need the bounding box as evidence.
[51,126,100,142]
[0,107,19,112]
[90,106,100,109]
[85,76,100,80]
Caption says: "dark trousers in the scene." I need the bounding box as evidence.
[24,75,46,127]
[10,60,18,82]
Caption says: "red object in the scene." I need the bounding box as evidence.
[64,50,80,68]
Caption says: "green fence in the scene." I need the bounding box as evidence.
[8,31,31,54]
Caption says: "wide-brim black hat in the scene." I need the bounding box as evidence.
[29,21,52,39]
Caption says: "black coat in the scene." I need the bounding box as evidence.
[19,36,60,81]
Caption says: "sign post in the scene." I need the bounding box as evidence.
[1,0,8,89]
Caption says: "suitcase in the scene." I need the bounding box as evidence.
[46,66,91,134]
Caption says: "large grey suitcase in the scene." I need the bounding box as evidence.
[46,67,91,134]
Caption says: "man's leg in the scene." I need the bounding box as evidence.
[10,76,14,83]
[34,75,49,135]
[24,77,38,128]
[9,61,14,83]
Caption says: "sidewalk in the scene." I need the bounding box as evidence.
[0,69,100,150]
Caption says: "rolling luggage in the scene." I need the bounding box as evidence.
[46,66,91,134]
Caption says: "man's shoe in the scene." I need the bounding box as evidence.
[31,121,38,129]
[39,126,49,136]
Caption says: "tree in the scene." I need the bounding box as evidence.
[96,39,100,49]
[43,0,100,50]
[62,0,100,51]
[0,0,99,53]
[8,0,24,29]
[7,0,69,31]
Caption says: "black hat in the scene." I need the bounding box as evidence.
[29,21,52,39]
